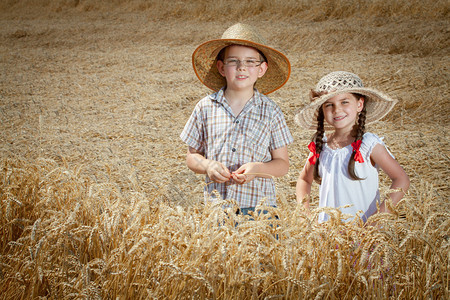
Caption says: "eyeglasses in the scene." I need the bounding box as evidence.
[223,59,264,68]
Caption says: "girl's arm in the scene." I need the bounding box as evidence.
[296,157,314,212]
[370,143,410,213]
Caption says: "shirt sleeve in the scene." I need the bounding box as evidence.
[362,132,395,162]
[180,102,205,152]
[269,105,294,151]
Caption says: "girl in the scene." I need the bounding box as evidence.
[295,71,409,223]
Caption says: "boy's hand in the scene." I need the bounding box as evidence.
[231,163,258,185]
[206,161,231,183]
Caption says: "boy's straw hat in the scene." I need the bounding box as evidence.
[192,23,290,95]
[295,71,397,130]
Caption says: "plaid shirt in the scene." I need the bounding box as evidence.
[180,88,293,208]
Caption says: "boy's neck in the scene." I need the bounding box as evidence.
[223,88,255,116]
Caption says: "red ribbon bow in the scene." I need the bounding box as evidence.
[351,140,364,163]
[308,142,320,165]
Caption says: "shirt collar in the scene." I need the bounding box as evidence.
[210,87,263,106]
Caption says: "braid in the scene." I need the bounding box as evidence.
[313,109,325,183]
[348,95,367,180]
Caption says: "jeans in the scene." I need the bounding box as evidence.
[236,206,277,217]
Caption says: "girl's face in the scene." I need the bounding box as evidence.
[322,93,364,132]
[216,45,268,93]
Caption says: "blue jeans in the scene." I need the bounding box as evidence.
[237,206,277,217]
[236,206,279,239]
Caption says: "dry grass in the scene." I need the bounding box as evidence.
[0,0,449,298]
[1,0,449,21]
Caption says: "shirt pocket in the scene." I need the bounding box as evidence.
[242,126,272,162]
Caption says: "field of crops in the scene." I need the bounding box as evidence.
[1,0,449,298]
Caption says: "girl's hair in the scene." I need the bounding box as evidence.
[312,108,325,183]
[312,93,367,183]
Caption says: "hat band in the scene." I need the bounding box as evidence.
[310,89,329,102]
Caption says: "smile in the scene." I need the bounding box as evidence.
[334,115,346,121]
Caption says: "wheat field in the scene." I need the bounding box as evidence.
[0,0,449,299]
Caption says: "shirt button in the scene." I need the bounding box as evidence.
[235,120,239,124]
[232,148,236,152]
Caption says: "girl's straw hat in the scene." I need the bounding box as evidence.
[192,23,291,95]
[295,71,397,130]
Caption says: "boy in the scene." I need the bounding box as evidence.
[180,23,293,214]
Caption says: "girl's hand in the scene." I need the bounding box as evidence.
[296,158,314,206]
[370,143,410,210]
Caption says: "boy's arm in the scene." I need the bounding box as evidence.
[370,143,410,213]
[186,147,231,183]
[296,158,314,212]
[231,146,289,184]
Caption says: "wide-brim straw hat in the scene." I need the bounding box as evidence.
[192,23,291,95]
[295,71,397,130]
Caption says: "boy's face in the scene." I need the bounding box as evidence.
[217,45,268,93]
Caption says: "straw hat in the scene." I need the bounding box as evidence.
[295,71,397,130]
[192,23,291,95]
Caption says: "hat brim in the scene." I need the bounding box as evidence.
[294,88,397,130]
[192,39,290,95]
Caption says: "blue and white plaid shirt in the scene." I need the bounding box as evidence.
[180,88,293,208]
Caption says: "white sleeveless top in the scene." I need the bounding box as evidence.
[318,132,393,223]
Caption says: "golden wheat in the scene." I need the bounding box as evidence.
[0,0,449,298]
